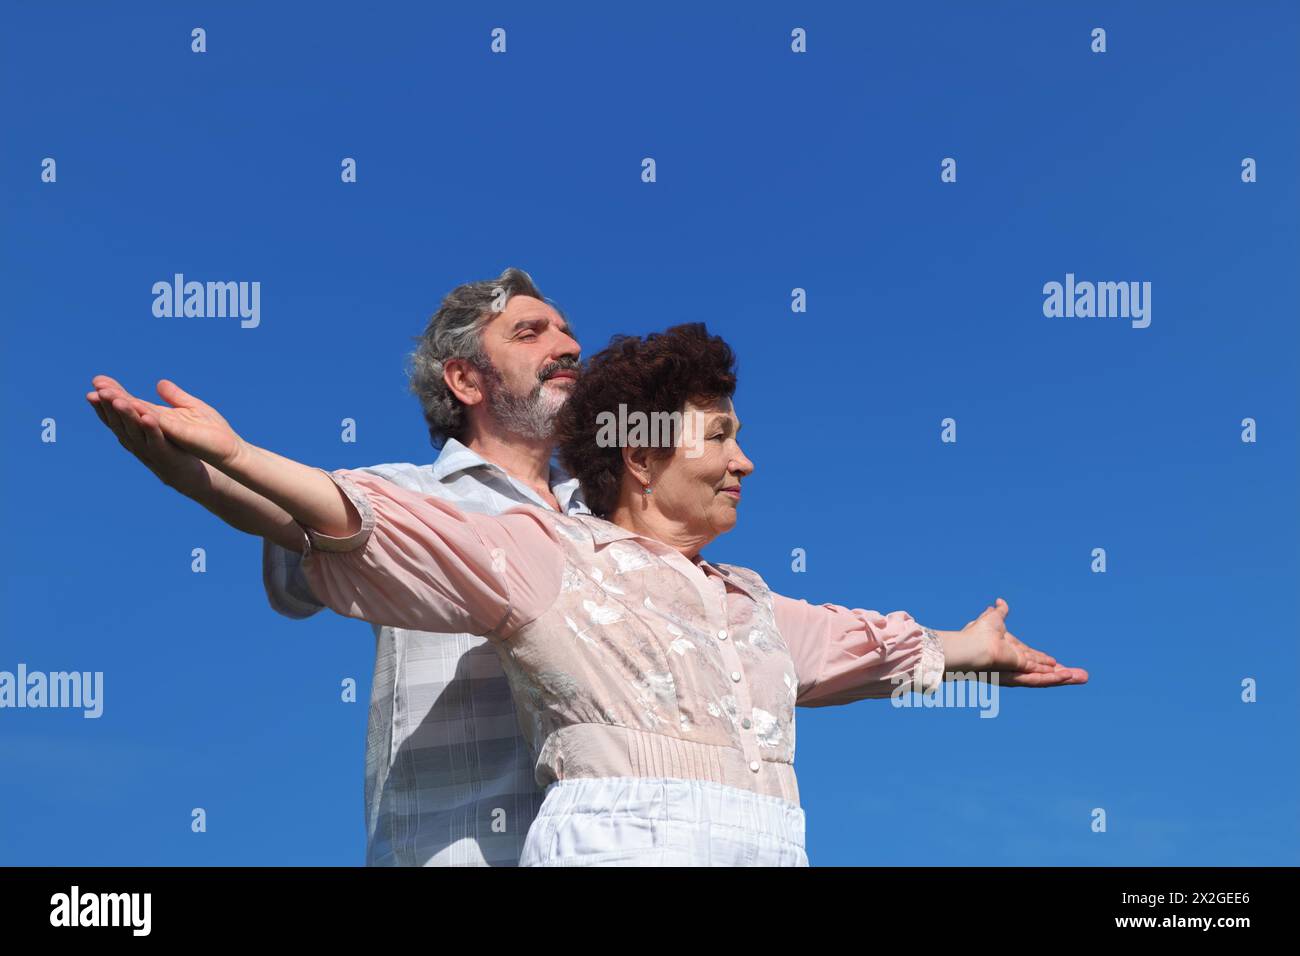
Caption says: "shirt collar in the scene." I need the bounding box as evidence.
[548,462,590,515]
[431,438,591,515]
[430,437,495,482]
[581,518,755,599]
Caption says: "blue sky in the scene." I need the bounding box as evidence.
[2,1,1296,865]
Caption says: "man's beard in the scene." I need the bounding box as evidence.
[476,358,576,442]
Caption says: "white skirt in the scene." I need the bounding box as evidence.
[519,776,808,866]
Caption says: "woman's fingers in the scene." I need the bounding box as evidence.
[124,395,169,418]
[951,662,1088,687]
[991,630,1078,679]
[1000,672,1060,687]
[998,666,1088,688]
[148,405,211,455]
[157,379,212,414]
[1006,632,1057,667]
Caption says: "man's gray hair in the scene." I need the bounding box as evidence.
[406,267,560,448]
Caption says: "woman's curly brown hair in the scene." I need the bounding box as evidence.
[555,322,737,518]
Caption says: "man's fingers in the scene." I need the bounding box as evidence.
[86,392,111,428]
[99,379,143,406]
[113,397,145,440]
[112,397,148,449]
[140,412,180,462]
[97,391,131,444]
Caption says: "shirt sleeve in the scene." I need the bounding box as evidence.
[260,462,416,620]
[297,468,563,639]
[262,538,326,619]
[771,593,946,707]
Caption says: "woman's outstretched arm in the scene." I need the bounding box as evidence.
[87,377,305,553]
[95,377,562,635]
[91,375,360,537]
[773,594,1088,707]
[294,468,562,635]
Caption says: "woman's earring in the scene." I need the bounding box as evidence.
[643,483,653,495]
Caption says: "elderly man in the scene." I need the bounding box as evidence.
[88,268,586,866]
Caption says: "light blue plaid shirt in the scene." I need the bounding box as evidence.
[262,439,590,866]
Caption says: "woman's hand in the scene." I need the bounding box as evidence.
[88,376,211,497]
[941,598,1088,687]
[93,375,357,541]
[92,377,246,471]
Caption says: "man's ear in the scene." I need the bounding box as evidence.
[443,358,483,407]
[621,444,653,488]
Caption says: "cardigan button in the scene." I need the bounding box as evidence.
[730,671,741,682]
[749,760,760,773]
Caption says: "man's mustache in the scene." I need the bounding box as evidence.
[538,358,582,382]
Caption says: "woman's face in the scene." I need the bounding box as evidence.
[648,396,754,538]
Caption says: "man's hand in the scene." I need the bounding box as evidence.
[87,376,216,496]
[88,376,245,471]
[86,376,306,552]
[940,598,1089,688]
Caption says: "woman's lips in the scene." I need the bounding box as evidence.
[720,487,741,499]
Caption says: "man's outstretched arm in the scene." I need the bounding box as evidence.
[87,376,304,553]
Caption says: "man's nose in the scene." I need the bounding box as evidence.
[550,329,580,361]
[553,338,579,364]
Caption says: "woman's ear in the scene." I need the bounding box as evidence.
[621,444,653,488]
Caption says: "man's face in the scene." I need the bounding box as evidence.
[473,294,582,440]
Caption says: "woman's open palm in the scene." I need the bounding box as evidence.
[959,598,1089,687]
[98,378,243,468]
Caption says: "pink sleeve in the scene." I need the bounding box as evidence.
[296,468,562,639]
[771,593,945,706]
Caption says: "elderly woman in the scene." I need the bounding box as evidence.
[100,323,1086,866]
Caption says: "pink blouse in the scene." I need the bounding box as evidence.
[299,469,945,805]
